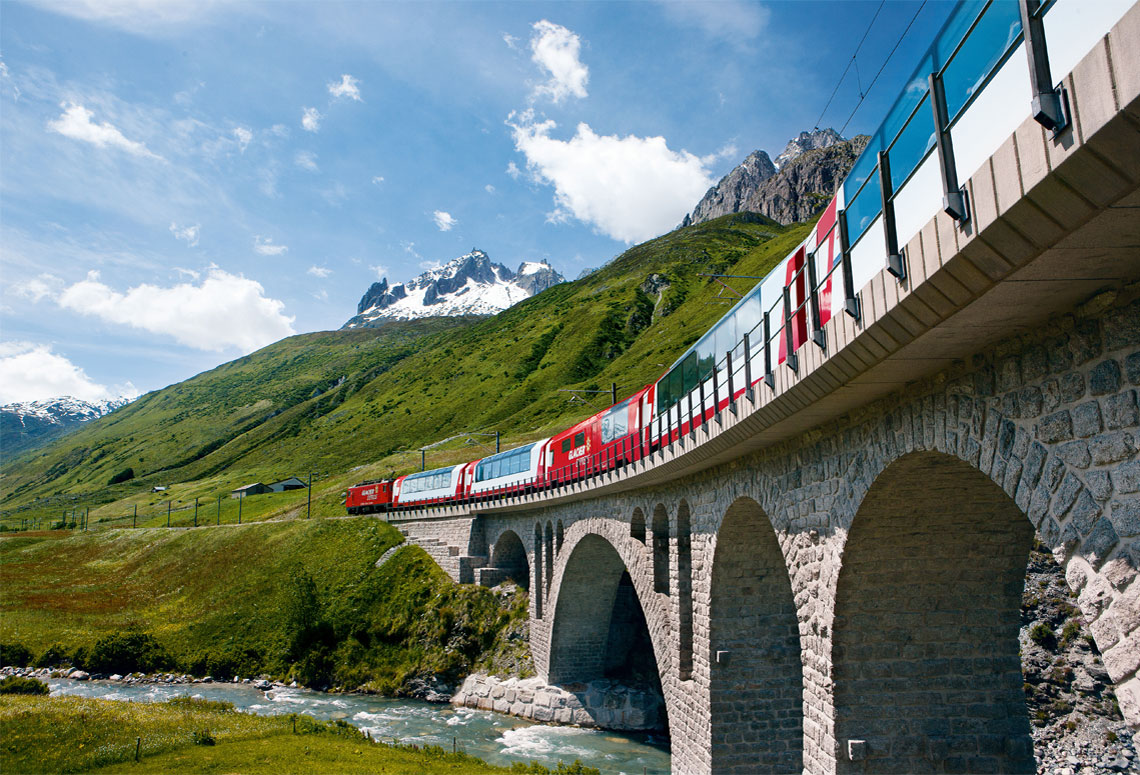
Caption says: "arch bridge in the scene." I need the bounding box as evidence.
[391,3,1140,771]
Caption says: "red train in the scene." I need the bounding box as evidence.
[346,205,844,515]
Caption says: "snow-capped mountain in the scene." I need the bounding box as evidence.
[1,396,132,459]
[342,249,564,328]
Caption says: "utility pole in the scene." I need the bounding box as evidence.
[166,500,171,527]
[495,431,500,453]
[193,497,199,527]
[307,472,319,519]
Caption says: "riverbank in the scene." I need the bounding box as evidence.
[0,692,603,774]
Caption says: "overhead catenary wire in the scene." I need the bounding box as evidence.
[838,0,930,138]
[812,0,886,130]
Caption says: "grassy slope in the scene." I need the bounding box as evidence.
[0,520,528,692]
[1,214,811,524]
[1,695,583,774]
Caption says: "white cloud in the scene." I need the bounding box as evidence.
[312,289,329,301]
[0,341,138,403]
[253,235,288,256]
[506,161,522,180]
[307,265,331,278]
[529,20,588,104]
[502,32,520,50]
[432,211,457,232]
[328,74,362,101]
[14,274,64,302]
[169,222,200,247]
[33,0,223,35]
[509,116,715,244]
[172,267,200,280]
[371,175,385,185]
[301,106,322,132]
[656,0,770,47]
[369,264,389,279]
[57,269,295,353]
[232,126,252,152]
[270,123,289,137]
[47,102,162,160]
[485,184,496,194]
[702,143,739,166]
[294,150,319,172]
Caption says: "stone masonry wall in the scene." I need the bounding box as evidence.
[499,287,1139,774]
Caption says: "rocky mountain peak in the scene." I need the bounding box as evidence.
[773,128,844,169]
[683,128,866,228]
[343,250,565,328]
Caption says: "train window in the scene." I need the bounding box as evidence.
[561,438,571,453]
[574,432,585,448]
[601,401,630,444]
[681,352,698,397]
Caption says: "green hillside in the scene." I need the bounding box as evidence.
[1,213,810,521]
[0,519,529,692]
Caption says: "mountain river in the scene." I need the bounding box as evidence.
[48,678,672,774]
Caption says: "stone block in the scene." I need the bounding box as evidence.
[1083,517,1120,568]
[1089,431,1137,466]
[1056,440,1091,469]
[1038,410,1073,443]
[1072,401,1103,438]
[1111,497,1140,537]
[1127,352,1140,386]
[1102,631,1140,683]
[1114,461,1140,494]
[1090,360,1123,396]
[1105,390,1139,431]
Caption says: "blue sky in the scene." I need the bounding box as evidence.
[0,0,954,404]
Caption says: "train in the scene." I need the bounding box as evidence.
[346,198,849,515]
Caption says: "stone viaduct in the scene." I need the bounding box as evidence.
[389,6,1140,773]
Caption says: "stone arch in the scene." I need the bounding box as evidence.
[546,532,661,693]
[833,451,1035,773]
[709,496,803,774]
[556,520,564,554]
[631,507,646,543]
[544,521,554,595]
[652,504,669,594]
[676,499,693,681]
[489,529,529,591]
[533,523,544,619]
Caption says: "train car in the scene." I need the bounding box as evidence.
[466,439,550,499]
[650,199,843,444]
[392,464,467,508]
[546,386,651,485]
[345,479,394,514]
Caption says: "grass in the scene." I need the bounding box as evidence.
[0,694,596,774]
[1,213,811,525]
[0,520,529,693]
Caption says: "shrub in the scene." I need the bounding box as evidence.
[0,676,49,695]
[191,729,216,746]
[86,631,171,674]
[1059,620,1082,647]
[34,643,71,669]
[0,643,33,668]
[1030,622,1056,649]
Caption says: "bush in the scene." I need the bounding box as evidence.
[107,467,135,485]
[190,729,216,746]
[0,643,33,668]
[1030,622,1056,649]
[0,676,50,695]
[34,644,71,669]
[86,631,171,674]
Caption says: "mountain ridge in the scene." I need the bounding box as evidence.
[1,396,132,460]
[343,250,564,328]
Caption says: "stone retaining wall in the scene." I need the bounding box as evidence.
[452,673,664,732]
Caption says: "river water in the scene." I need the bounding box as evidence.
[48,679,672,775]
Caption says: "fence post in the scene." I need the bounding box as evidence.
[712,359,722,425]
[238,493,243,525]
[743,332,754,402]
[877,150,905,280]
[193,497,198,528]
[726,350,737,416]
[166,500,171,528]
[217,496,221,525]
[133,504,137,528]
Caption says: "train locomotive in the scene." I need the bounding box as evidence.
[346,198,846,516]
